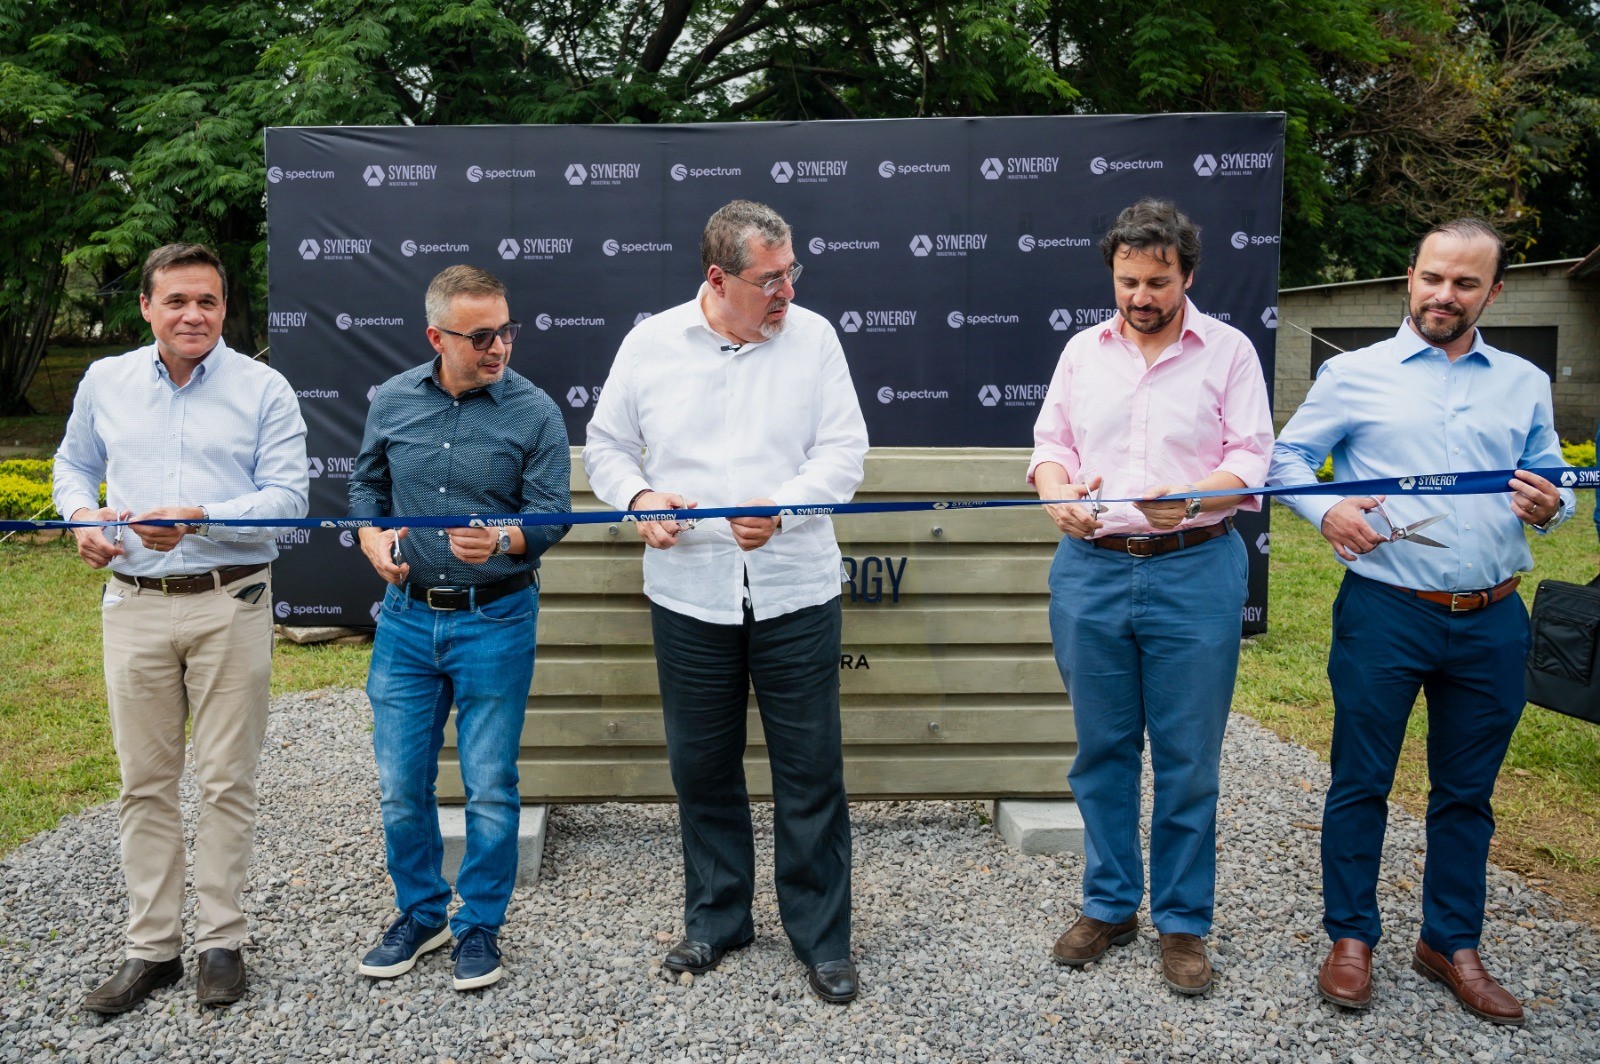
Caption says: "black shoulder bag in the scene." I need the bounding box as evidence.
[1525,574,1600,725]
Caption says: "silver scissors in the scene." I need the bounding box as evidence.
[1372,500,1449,548]
[1086,484,1104,518]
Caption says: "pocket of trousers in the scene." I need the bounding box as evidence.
[1530,606,1598,684]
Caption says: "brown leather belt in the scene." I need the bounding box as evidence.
[112,562,269,595]
[1395,575,1520,613]
[1091,518,1233,558]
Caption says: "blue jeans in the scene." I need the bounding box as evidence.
[367,581,537,937]
[1323,572,1526,954]
[1048,530,1249,936]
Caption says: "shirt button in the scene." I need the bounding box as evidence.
[443,442,451,449]
[1467,562,1474,569]
[453,400,459,407]
[1453,447,1460,454]
[439,486,446,493]
[437,530,444,537]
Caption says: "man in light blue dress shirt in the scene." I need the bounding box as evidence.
[1270,219,1572,1026]
[54,243,308,1013]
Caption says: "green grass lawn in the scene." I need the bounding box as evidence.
[3,495,1598,918]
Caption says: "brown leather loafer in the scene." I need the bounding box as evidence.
[1412,940,1525,1026]
[1158,933,1213,995]
[196,948,246,1007]
[1318,938,1373,1008]
[1052,914,1138,967]
[82,957,183,1015]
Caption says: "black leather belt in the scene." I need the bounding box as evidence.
[404,570,533,611]
[113,563,269,595]
[1091,518,1233,558]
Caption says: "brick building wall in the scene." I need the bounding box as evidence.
[1275,260,1599,441]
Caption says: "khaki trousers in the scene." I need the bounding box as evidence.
[101,569,273,960]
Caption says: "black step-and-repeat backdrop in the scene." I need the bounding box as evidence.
[265,115,1284,632]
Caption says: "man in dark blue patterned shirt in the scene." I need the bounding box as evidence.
[348,264,571,991]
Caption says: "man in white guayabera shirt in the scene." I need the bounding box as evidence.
[583,200,868,1004]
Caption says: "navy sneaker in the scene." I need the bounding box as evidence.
[451,926,504,991]
[358,914,451,978]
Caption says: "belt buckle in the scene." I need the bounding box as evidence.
[159,575,179,595]
[1123,535,1157,558]
[425,586,462,611]
[1449,592,1483,613]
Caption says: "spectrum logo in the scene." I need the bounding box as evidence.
[1018,234,1092,252]
[878,160,952,178]
[669,163,742,181]
[400,240,470,257]
[267,166,335,183]
[299,237,372,261]
[947,311,1020,328]
[534,313,607,331]
[771,160,849,184]
[877,385,949,403]
[602,239,673,256]
[809,237,881,254]
[466,164,536,182]
[1090,156,1164,174]
[1230,231,1281,249]
[498,236,576,261]
[335,313,404,330]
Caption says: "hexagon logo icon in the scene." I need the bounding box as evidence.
[878,160,896,178]
[565,163,588,185]
[946,312,965,329]
[770,161,794,183]
[1193,154,1218,176]
[838,311,862,333]
[1049,309,1073,331]
[370,602,383,622]
[1231,231,1249,249]
[1017,235,1036,252]
[876,386,894,404]
[335,313,353,330]
[362,164,384,187]
[977,385,1001,407]
[298,239,319,260]
[1089,156,1108,175]
[908,234,933,257]
[1261,306,1279,328]
[979,157,1004,180]
[267,166,283,184]
[535,313,553,331]
[808,237,826,255]
[400,239,418,257]
[566,386,589,408]
[670,164,688,181]
[466,165,483,183]
[1399,476,1416,491]
[1560,469,1577,487]
[497,238,519,260]
[366,385,380,402]
[1255,532,1270,554]
[602,239,620,257]
[633,312,652,325]
[307,457,324,478]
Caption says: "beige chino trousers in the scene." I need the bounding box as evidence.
[100,569,273,960]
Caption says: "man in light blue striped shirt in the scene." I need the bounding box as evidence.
[54,243,308,1014]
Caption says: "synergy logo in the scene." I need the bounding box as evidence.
[909,232,988,257]
[878,160,953,178]
[947,311,1020,328]
[1195,150,1276,177]
[1049,309,1073,331]
[267,310,307,333]
[1261,306,1279,328]
[633,311,652,325]
[669,163,742,181]
[366,385,381,402]
[274,529,312,551]
[267,166,335,183]
[840,309,918,334]
[299,237,372,262]
[534,313,606,331]
[335,313,404,331]
[1018,234,1092,252]
[307,456,356,480]
[401,239,470,257]
[808,236,882,254]
[1090,156,1165,175]
[498,236,576,261]
[1057,307,1116,330]
[363,163,437,187]
[980,156,1061,181]
[771,159,849,184]
[978,382,1048,408]
[566,162,641,186]
[839,311,862,334]
[1231,231,1280,249]
[565,385,601,408]
[465,164,535,182]
[877,385,949,403]
[602,238,673,256]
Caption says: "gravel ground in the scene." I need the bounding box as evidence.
[1,688,1596,1063]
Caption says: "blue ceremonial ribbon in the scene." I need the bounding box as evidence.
[6,466,1594,534]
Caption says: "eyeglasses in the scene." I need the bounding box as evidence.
[722,262,803,298]
[435,321,521,351]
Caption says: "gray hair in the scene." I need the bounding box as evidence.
[1099,198,1202,277]
[701,200,792,275]
[425,264,507,327]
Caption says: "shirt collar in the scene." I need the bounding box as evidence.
[148,341,223,384]
[1394,318,1495,365]
[421,356,507,403]
[1096,297,1208,353]
[688,282,776,353]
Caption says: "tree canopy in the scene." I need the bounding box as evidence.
[2,0,1595,411]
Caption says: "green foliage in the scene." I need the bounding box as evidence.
[0,474,54,521]
[1563,439,1596,468]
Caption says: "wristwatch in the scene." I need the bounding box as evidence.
[491,528,511,556]
[1184,489,1203,521]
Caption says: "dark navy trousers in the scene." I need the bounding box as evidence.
[650,597,851,966]
[1323,571,1527,954]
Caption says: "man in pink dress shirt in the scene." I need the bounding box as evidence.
[1028,198,1273,996]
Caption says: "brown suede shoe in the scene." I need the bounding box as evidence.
[1158,933,1213,995]
[1051,914,1138,967]
[1412,940,1525,1026]
[1318,938,1373,1009]
[82,957,183,1015]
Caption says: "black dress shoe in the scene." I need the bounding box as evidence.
[196,948,246,1006]
[662,935,754,975]
[807,957,859,1003]
[83,957,183,1015]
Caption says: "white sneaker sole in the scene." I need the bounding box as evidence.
[358,926,452,978]
[453,964,504,991]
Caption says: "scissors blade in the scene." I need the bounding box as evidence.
[1395,512,1449,538]
[1087,485,1104,517]
[1400,531,1449,548]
